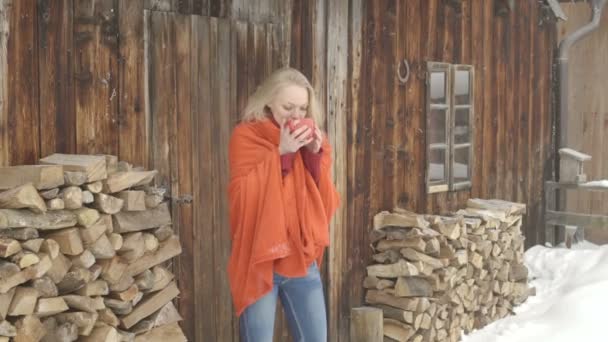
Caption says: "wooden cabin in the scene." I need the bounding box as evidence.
[0,0,605,341]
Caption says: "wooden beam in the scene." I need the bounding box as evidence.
[546,210,608,229]
[120,281,179,329]
[39,154,107,182]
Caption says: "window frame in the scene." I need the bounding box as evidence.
[426,62,475,194]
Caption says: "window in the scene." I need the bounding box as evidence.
[426,62,474,193]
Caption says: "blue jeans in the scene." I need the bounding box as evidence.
[239,262,327,342]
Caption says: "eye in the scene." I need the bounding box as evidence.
[300,107,308,112]
[283,105,294,111]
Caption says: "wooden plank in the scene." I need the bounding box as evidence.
[38,0,76,157]
[118,0,148,168]
[327,0,349,340]
[481,0,496,199]
[546,210,608,230]
[73,0,119,156]
[172,13,194,342]
[147,11,175,195]
[471,0,485,199]
[0,0,10,167]
[193,15,216,342]
[7,0,39,165]
[350,307,383,342]
[213,17,235,342]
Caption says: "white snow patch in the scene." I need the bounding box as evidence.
[580,179,608,188]
[463,241,608,342]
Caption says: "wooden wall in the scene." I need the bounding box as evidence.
[558,3,608,243]
[0,0,557,341]
[342,0,556,338]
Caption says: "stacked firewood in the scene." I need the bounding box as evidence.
[364,199,534,342]
[0,154,186,342]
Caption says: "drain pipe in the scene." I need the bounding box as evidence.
[558,0,607,148]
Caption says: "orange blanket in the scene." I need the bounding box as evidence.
[227,119,340,316]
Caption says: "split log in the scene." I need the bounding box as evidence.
[31,277,58,298]
[0,238,21,258]
[134,270,155,292]
[14,315,46,342]
[105,156,119,175]
[97,308,120,328]
[110,284,139,302]
[0,183,47,213]
[118,233,145,262]
[0,254,52,294]
[40,188,60,200]
[62,295,105,313]
[133,323,186,342]
[89,234,116,259]
[350,307,383,342]
[47,229,83,256]
[0,260,19,278]
[112,203,172,234]
[70,250,96,269]
[376,238,426,253]
[0,228,39,241]
[0,288,15,320]
[59,187,83,210]
[376,305,414,324]
[46,253,72,284]
[125,236,181,277]
[57,268,92,294]
[384,318,415,342]
[148,266,174,293]
[374,211,429,229]
[394,277,433,297]
[0,320,16,337]
[116,191,146,212]
[363,276,394,290]
[0,209,76,230]
[99,257,128,285]
[22,238,44,253]
[75,280,109,297]
[104,298,133,316]
[153,226,173,242]
[144,194,163,209]
[55,312,98,336]
[0,165,64,190]
[120,282,180,329]
[73,208,100,227]
[40,318,78,342]
[85,181,103,194]
[80,219,108,245]
[39,154,107,183]
[93,194,124,215]
[109,274,135,293]
[8,287,39,316]
[63,172,87,186]
[400,248,446,269]
[40,239,59,259]
[81,191,94,204]
[103,171,157,194]
[109,234,123,251]
[11,251,40,268]
[372,250,401,264]
[81,325,118,342]
[366,259,419,278]
[365,290,430,312]
[34,297,69,317]
[143,233,159,253]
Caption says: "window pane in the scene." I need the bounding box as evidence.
[454,108,470,144]
[453,146,470,183]
[430,72,447,104]
[454,70,470,105]
[429,109,447,144]
[429,148,447,183]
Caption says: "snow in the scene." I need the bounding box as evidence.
[463,242,608,342]
[580,179,608,188]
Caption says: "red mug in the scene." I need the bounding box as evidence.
[287,118,317,139]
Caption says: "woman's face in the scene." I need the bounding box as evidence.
[267,84,309,126]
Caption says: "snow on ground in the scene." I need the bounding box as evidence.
[463,241,608,342]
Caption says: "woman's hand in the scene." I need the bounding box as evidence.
[305,126,323,154]
[278,121,314,155]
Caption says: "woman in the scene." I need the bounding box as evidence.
[228,67,340,341]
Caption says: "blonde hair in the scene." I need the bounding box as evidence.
[241,67,323,125]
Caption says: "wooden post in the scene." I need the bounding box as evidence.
[350,307,383,342]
